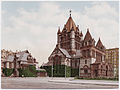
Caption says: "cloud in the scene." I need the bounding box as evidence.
[72,2,118,48]
[85,2,118,20]
[2,2,119,66]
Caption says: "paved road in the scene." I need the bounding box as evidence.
[1,77,119,89]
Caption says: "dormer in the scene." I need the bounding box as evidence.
[83,28,95,46]
[96,38,105,51]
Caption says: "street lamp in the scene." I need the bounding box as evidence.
[65,59,67,79]
[79,59,80,77]
[52,60,53,79]
[65,64,66,79]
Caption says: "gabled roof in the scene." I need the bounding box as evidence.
[59,48,71,58]
[65,16,76,32]
[16,51,29,61]
[84,29,93,42]
[49,45,71,58]
[96,38,104,48]
[6,55,14,62]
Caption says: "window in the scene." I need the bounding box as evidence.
[85,60,87,64]
[9,62,11,68]
[75,60,77,67]
[84,69,88,74]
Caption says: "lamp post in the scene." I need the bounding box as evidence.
[79,59,80,77]
[52,60,53,79]
[65,59,67,79]
[65,64,66,79]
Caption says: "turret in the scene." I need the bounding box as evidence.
[57,27,61,47]
[70,26,76,56]
[80,31,83,40]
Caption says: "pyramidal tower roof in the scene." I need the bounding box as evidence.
[65,16,76,32]
[63,10,77,32]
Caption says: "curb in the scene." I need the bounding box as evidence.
[48,80,119,86]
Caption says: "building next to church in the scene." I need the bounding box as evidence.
[43,11,113,78]
[1,49,38,76]
[105,48,119,78]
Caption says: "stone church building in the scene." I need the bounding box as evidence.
[44,12,113,78]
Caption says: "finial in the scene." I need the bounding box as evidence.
[69,10,72,17]
[87,28,89,31]
[99,37,101,40]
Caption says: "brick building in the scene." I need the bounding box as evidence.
[44,12,113,78]
[105,48,119,78]
[1,49,38,76]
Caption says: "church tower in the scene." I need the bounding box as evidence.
[46,10,113,78]
[57,10,82,56]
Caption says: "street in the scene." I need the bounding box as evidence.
[1,77,119,89]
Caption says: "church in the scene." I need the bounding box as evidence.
[43,11,113,78]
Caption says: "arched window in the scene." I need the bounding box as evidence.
[85,60,87,64]
[53,56,61,65]
[75,60,77,67]
[84,69,88,74]
[106,66,108,76]
[106,66,108,70]
[101,65,103,73]
[89,40,91,45]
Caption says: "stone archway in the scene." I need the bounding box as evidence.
[83,65,89,77]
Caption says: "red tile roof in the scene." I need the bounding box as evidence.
[84,28,93,42]
[96,38,104,48]
[65,16,76,32]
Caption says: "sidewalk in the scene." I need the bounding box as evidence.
[48,78,119,86]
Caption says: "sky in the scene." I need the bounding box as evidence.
[1,1,119,66]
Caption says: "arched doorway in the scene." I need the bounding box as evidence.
[83,65,89,77]
[106,66,108,76]
[94,70,98,77]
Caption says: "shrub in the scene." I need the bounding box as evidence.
[42,66,52,77]
[71,68,79,77]
[42,65,72,77]
[2,68,14,77]
[18,65,37,77]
